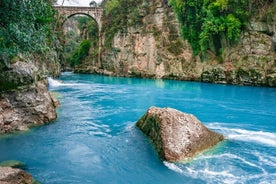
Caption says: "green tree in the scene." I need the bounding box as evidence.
[169,0,249,55]
[0,0,56,66]
[63,16,99,68]
[69,40,91,67]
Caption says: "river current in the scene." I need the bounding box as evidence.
[0,72,275,184]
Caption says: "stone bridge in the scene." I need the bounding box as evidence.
[54,6,103,31]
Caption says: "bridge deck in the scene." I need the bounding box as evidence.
[54,6,103,10]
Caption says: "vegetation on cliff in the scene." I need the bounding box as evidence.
[0,0,57,68]
[168,0,275,56]
[102,0,149,47]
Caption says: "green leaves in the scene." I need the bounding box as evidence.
[0,0,56,62]
[105,0,120,14]
[225,14,241,40]
[69,40,91,67]
[169,0,249,56]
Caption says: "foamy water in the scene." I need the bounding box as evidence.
[207,123,276,147]
[1,73,275,184]
[163,123,276,183]
[47,77,71,87]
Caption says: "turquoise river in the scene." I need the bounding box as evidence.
[0,72,275,183]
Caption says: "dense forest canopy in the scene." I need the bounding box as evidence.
[168,0,275,55]
[0,0,57,68]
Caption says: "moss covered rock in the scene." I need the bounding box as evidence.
[0,160,25,168]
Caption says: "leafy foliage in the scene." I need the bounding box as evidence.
[63,16,98,68]
[169,0,249,55]
[0,0,56,64]
[69,40,91,67]
[105,0,120,14]
[169,0,274,56]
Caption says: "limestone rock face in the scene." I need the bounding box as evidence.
[85,0,276,87]
[136,107,224,162]
[0,167,34,184]
[0,80,57,134]
[85,0,200,80]
[0,61,38,90]
[0,58,59,134]
[0,59,60,91]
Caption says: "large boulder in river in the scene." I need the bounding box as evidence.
[0,167,34,184]
[136,107,224,162]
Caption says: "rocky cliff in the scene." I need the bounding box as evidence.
[77,0,276,87]
[0,57,59,134]
[101,0,196,79]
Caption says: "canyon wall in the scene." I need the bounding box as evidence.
[75,0,276,87]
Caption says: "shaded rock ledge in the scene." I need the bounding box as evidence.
[0,167,34,184]
[0,80,58,134]
[136,107,224,162]
[0,60,59,134]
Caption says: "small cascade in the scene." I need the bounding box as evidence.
[47,77,64,87]
[47,77,77,87]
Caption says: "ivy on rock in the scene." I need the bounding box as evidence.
[168,0,273,56]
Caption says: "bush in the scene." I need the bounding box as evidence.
[69,40,91,67]
[169,0,249,55]
[0,0,56,65]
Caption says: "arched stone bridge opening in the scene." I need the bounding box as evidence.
[54,6,104,68]
[54,6,103,32]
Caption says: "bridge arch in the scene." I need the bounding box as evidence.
[54,6,103,31]
[54,6,103,68]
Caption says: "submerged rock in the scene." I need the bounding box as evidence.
[0,166,34,184]
[0,160,25,168]
[136,107,224,162]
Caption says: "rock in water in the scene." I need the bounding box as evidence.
[0,160,25,168]
[0,167,34,184]
[136,107,224,162]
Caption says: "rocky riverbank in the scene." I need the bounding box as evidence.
[0,160,39,184]
[0,59,59,134]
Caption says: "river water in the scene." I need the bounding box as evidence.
[0,72,275,184]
